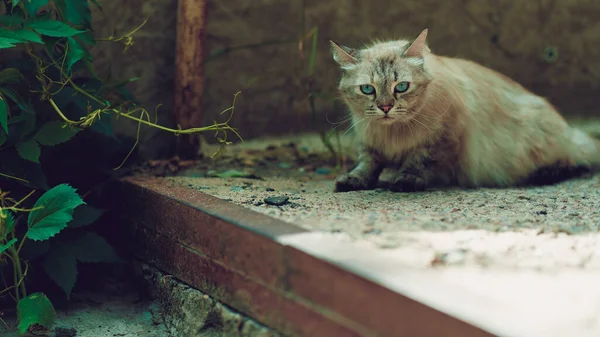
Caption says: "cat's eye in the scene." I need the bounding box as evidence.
[359,84,375,95]
[394,81,410,93]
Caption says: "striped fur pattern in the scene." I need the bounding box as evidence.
[330,29,600,192]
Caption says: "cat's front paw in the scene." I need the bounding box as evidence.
[334,173,374,192]
[389,174,426,192]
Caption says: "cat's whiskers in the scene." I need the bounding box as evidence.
[412,117,435,135]
[362,118,373,136]
[328,115,353,126]
[404,117,416,139]
[343,116,368,136]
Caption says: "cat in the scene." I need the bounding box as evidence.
[330,29,600,192]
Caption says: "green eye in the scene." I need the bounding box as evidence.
[395,81,410,93]
[359,84,375,95]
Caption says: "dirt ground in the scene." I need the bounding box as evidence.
[159,131,600,336]
[1,292,171,337]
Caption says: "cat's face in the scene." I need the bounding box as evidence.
[331,30,432,125]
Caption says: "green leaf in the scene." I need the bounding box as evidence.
[27,184,85,241]
[0,238,17,254]
[5,212,15,232]
[12,28,43,44]
[77,30,95,46]
[0,86,30,112]
[27,19,82,37]
[34,121,80,146]
[42,245,77,297]
[69,205,104,228]
[71,232,120,263]
[0,98,7,134]
[23,0,49,16]
[66,36,86,72]
[11,0,21,8]
[0,68,24,84]
[0,149,48,190]
[55,0,91,26]
[16,139,40,163]
[2,210,16,239]
[17,293,56,334]
[0,13,25,27]
[0,27,42,45]
[0,28,24,44]
[0,39,16,49]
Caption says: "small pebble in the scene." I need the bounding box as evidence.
[264,196,289,206]
[536,210,548,215]
[230,186,244,192]
[363,228,382,235]
[266,187,275,192]
[431,249,468,266]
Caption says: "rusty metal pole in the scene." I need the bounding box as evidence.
[173,0,207,159]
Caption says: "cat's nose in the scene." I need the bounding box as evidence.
[378,104,393,113]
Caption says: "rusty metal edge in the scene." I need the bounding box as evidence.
[133,225,372,337]
[118,176,499,337]
[125,176,306,238]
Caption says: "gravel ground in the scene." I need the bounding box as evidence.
[170,174,600,270]
[165,131,600,335]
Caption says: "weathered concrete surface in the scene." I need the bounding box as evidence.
[91,0,600,156]
[204,0,600,136]
[90,0,178,159]
[136,262,281,337]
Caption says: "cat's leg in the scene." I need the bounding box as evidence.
[389,167,427,192]
[335,149,384,192]
[388,151,431,192]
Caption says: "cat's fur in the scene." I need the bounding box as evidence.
[330,29,600,192]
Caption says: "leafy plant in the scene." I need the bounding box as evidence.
[0,0,240,334]
[0,184,109,333]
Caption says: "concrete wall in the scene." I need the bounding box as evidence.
[92,0,600,157]
[91,0,177,158]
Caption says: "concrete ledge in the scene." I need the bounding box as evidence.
[137,261,281,337]
[118,176,498,337]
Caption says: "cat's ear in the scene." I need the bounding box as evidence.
[330,40,358,67]
[403,29,430,59]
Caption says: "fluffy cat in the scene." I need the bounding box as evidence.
[330,29,600,192]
